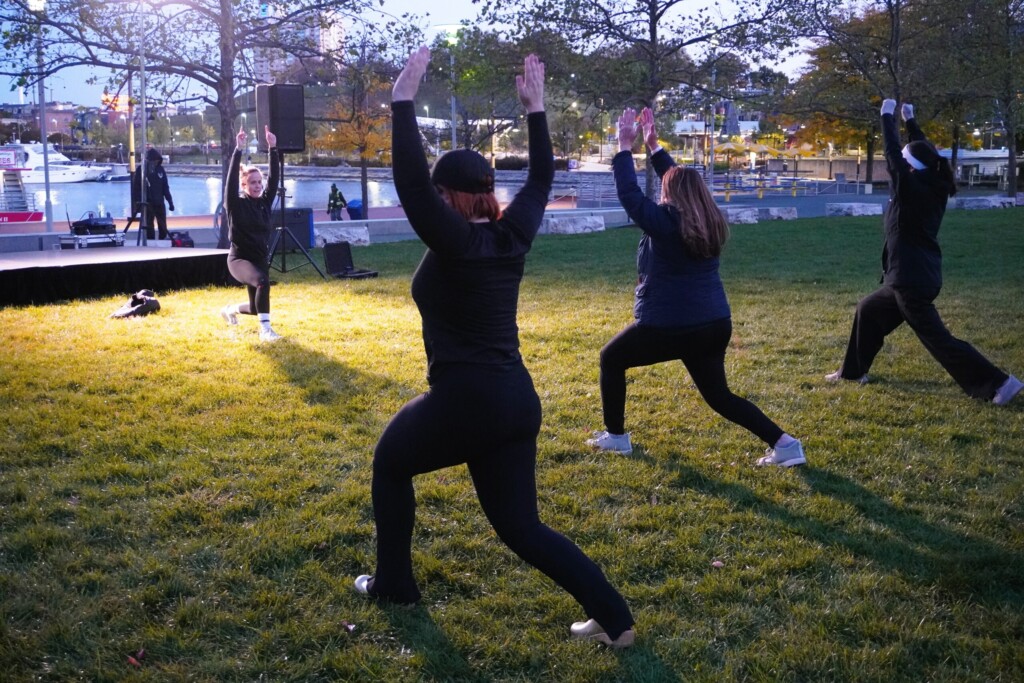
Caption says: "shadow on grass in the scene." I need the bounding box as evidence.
[376,606,482,681]
[255,338,416,414]
[650,459,1023,605]
[378,604,682,681]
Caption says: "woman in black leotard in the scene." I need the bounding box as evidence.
[354,47,635,648]
[219,125,283,342]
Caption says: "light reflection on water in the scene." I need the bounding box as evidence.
[26,175,516,219]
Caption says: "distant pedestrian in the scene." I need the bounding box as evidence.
[586,106,807,467]
[826,99,1022,405]
[130,148,174,240]
[327,183,347,220]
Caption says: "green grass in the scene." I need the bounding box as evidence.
[1,209,1023,682]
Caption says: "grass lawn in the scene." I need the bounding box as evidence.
[1,208,1022,682]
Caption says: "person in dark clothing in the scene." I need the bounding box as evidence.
[130,147,175,240]
[219,125,283,343]
[354,47,635,649]
[827,100,1021,406]
[587,106,806,467]
[328,183,347,220]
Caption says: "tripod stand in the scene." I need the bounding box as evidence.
[266,160,325,279]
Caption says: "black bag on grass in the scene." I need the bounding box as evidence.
[110,290,161,318]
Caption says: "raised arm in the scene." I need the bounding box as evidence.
[500,54,553,243]
[263,126,280,202]
[224,126,245,210]
[902,103,926,142]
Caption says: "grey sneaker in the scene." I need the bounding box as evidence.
[569,618,635,648]
[220,304,238,326]
[825,370,868,384]
[993,375,1023,406]
[259,328,282,342]
[756,439,807,467]
[585,430,633,455]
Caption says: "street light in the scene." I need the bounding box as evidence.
[437,25,460,150]
[28,0,53,233]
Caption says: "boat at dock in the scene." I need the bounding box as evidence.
[0,143,112,184]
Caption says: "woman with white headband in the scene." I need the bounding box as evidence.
[826,99,1021,406]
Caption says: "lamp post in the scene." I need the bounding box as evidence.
[437,25,459,150]
[28,0,53,233]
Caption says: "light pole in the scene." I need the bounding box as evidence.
[437,25,459,150]
[28,0,53,233]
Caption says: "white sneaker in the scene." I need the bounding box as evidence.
[585,430,633,455]
[569,619,635,648]
[220,304,238,326]
[354,575,374,595]
[825,370,868,384]
[756,439,807,467]
[993,375,1023,406]
[259,328,282,342]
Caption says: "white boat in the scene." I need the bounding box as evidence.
[0,142,112,183]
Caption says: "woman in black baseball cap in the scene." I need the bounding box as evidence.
[353,46,635,649]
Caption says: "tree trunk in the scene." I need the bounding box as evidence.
[360,154,369,219]
[864,128,877,185]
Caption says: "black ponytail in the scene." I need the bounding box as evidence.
[936,157,957,197]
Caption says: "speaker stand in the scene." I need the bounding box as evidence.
[266,159,325,279]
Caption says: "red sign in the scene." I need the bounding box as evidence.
[0,212,45,222]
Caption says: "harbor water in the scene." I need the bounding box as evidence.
[22,173,519,221]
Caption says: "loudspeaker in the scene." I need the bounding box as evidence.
[255,84,305,153]
[272,207,314,252]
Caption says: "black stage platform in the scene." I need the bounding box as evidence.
[0,247,233,306]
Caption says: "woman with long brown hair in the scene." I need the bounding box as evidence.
[587,107,806,467]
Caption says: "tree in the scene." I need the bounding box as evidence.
[482,0,806,192]
[0,0,404,176]
[310,37,398,219]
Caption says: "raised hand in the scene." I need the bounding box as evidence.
[640,107,658,150]
[618,108,639,152]
[901,103,915,121]
[236,125,246,150]
[265,125,277,149]
[880,98,897,116]
[516,54,545,114]
[393,46,430,102]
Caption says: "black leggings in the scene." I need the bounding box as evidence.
[227,255,270,315]
[599,319,784,445]
[370,363,634,639]
[840,284,1006,398]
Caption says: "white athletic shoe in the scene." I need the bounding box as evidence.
[993,375,1023,406]
[585,430,633,455]
[756,439,807,467]
[825,370,869,384]
[569,618,635,648]
[220,304,238,326]
[259,327,282,342]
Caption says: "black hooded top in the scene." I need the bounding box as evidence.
[880,113,946,289]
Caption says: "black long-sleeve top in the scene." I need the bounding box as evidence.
[881,113,945,289]
[224,147,280,263]
[390,100,554,381]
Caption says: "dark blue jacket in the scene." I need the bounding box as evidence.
[612,148,730,328]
